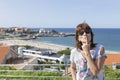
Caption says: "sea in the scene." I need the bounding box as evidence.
[32,28,120,52]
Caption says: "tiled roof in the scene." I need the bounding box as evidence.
[105,53,120,65]
[0,45,10,63]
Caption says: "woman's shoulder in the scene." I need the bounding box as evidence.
[95,43,104,48]
[71,47,78,53]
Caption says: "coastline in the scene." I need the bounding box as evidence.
[0,39,72,52]
[0,39,119,54]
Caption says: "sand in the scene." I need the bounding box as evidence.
[0,39,119,54]
[0,39,73,52]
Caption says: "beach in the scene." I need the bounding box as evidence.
[0,40,73,52]
[1,39,120,65]
[0,39,119,54]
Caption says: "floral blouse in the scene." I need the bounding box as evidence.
[70,44,106,80]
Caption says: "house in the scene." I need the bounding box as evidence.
[104,52,120,69]
[0,28,6,39]
[104,53,120,65]
[0,44,18,64]
[0,44,40,70]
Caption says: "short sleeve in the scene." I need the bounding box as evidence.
[96,45,107,59]
[70,49,75,63]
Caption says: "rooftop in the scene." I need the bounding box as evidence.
[105,52,120,65]
[0,45,10,63]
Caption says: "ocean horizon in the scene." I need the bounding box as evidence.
[32,28,120,52]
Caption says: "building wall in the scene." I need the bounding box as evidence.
[1,50,18,64]
[23,57,38,70]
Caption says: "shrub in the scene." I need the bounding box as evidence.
[57,48,71,55]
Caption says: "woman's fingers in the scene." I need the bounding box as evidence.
[85,36,89,45]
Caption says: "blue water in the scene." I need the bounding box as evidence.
[33,28,120,52]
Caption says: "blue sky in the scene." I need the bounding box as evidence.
[0,0,120,28]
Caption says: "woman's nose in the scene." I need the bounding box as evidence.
[83,32,87,36]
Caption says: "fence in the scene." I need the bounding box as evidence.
[0,64,71,80]
[0,64,120,80]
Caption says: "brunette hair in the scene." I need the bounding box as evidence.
[75,22,95,50]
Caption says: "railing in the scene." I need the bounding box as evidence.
[0,64,71,80]
[0,64,120,80]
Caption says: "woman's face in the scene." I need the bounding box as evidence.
[78,30,91,44]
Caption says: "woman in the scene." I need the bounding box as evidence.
[70,22,107,80]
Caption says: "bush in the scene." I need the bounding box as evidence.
[57,48,71,55]
[0,66,15,70]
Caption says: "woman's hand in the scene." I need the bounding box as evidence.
[82,44,90,54]
[82,36,90,55]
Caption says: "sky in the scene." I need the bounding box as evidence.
[0,0,120,28]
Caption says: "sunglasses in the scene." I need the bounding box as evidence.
[79,30,91,35]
